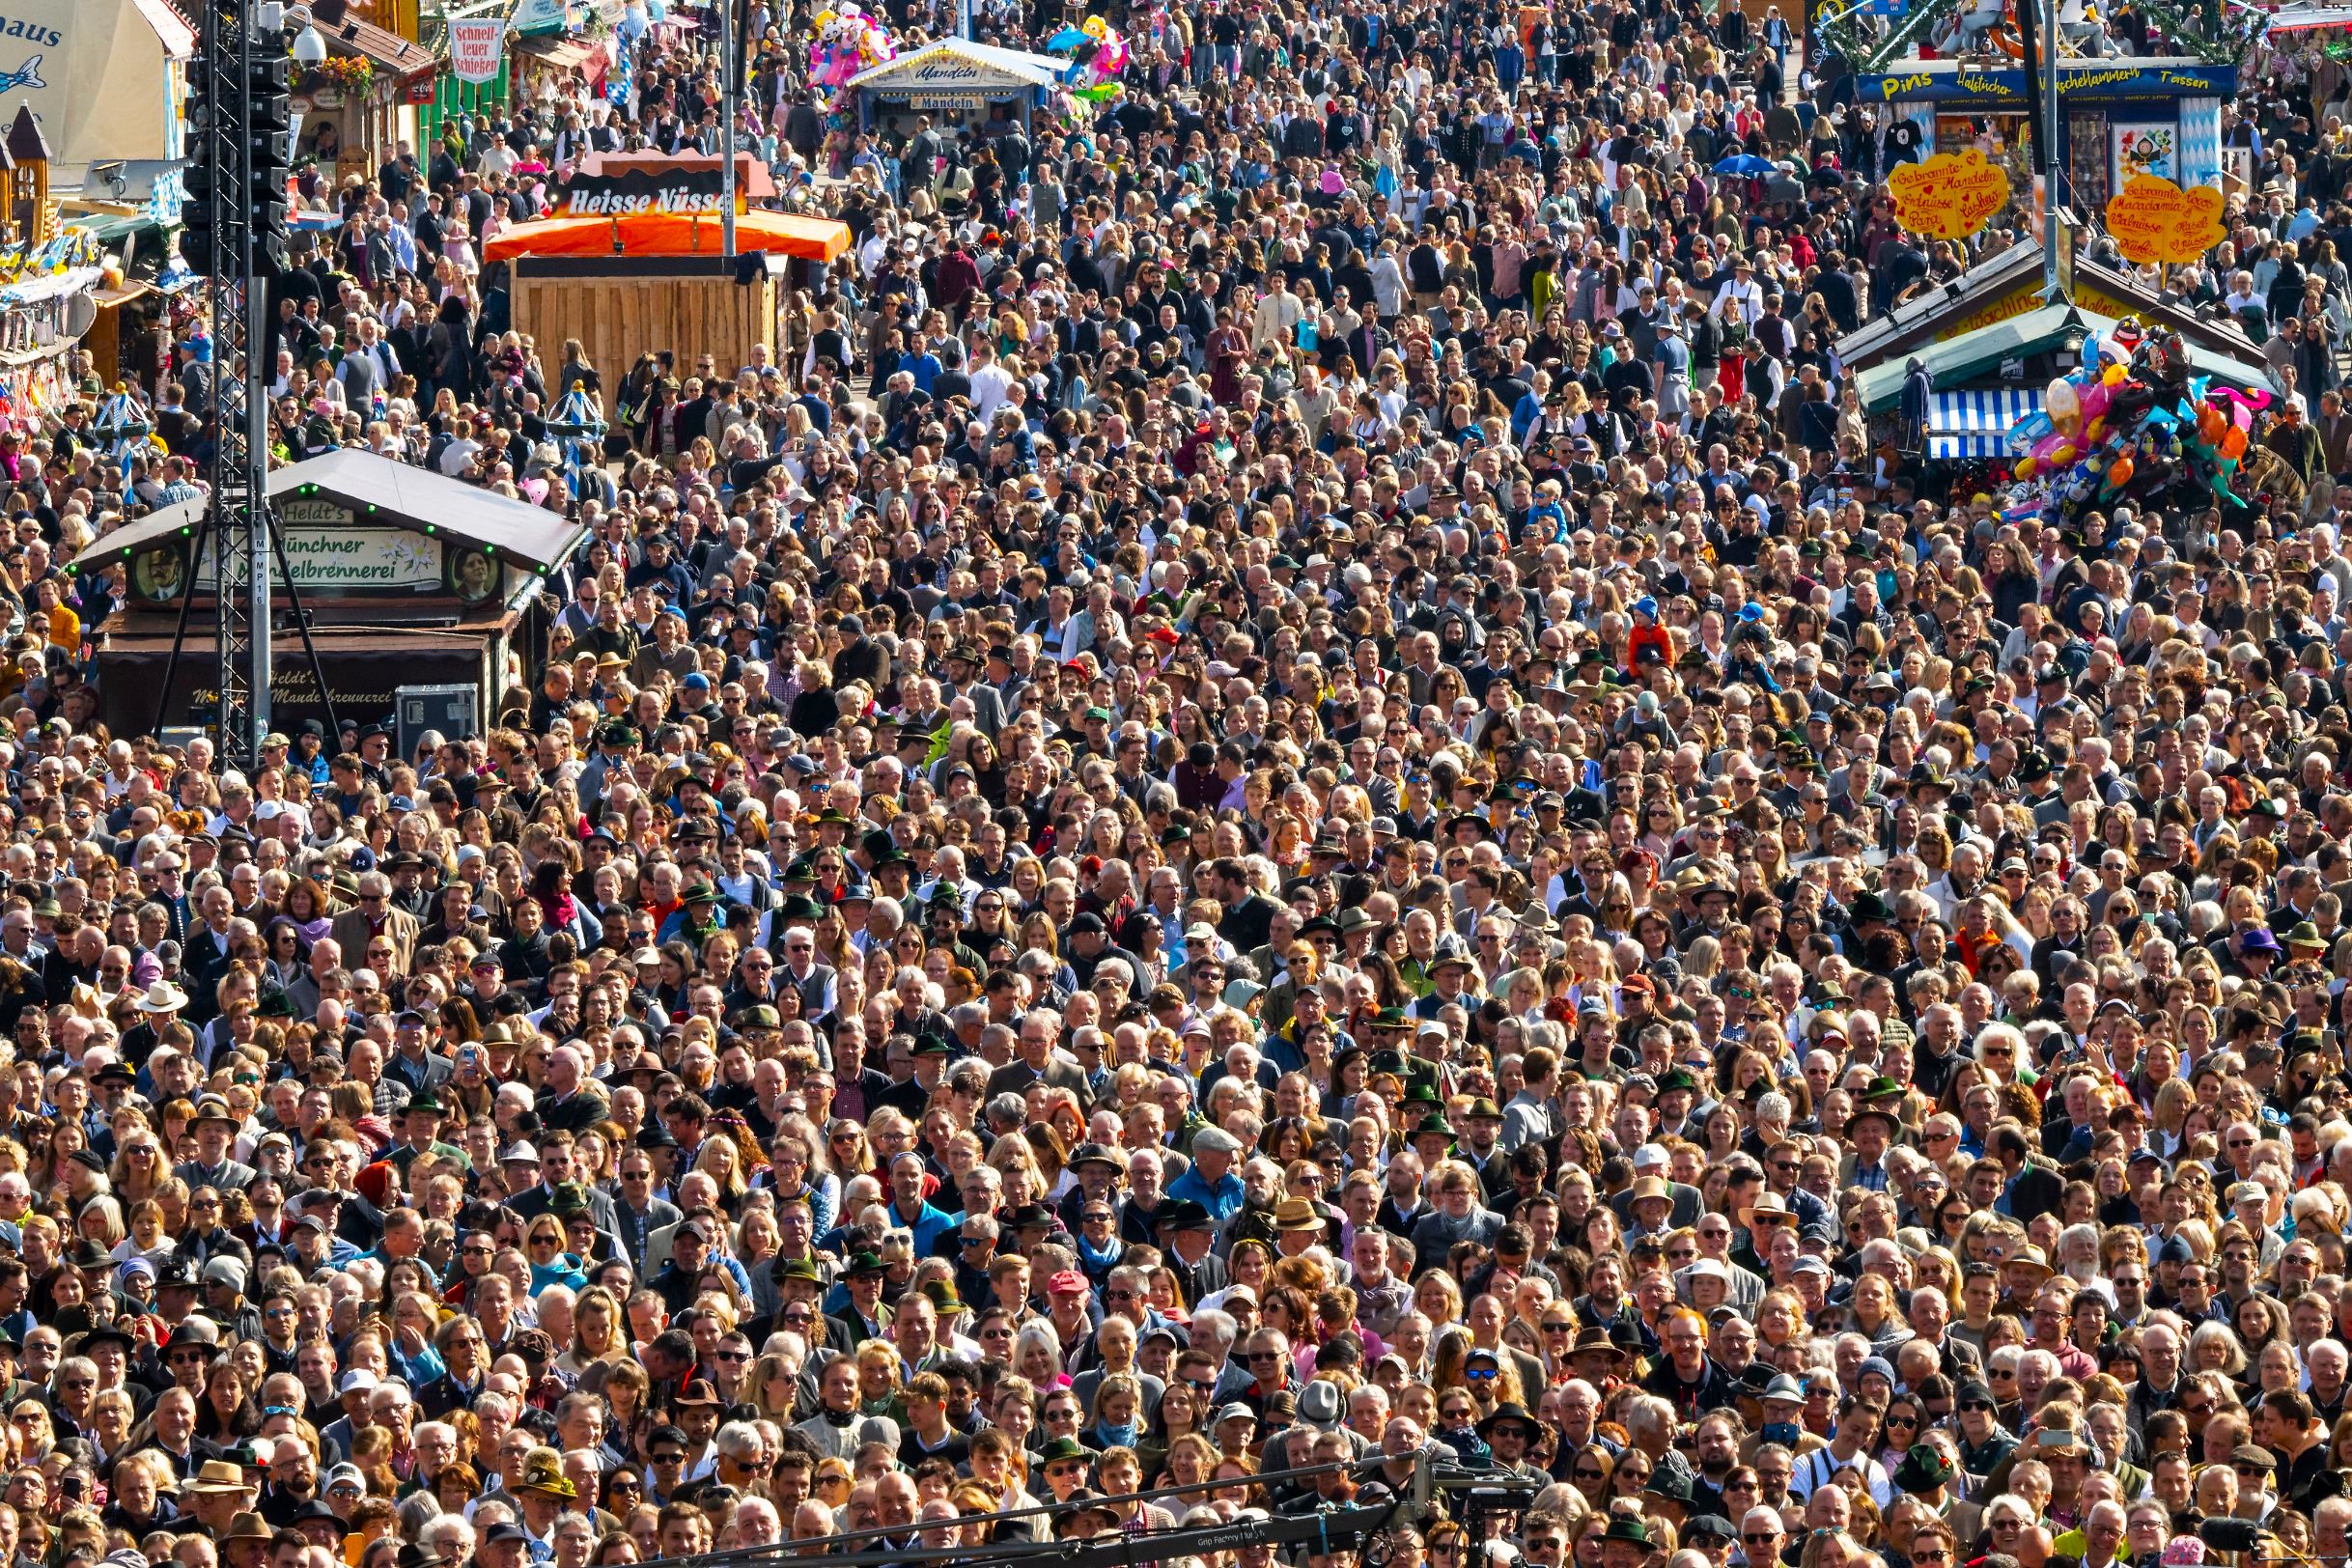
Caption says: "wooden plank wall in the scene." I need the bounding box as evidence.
[512,265,779,393]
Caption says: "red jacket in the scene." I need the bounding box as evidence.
[1626,623,1671,671]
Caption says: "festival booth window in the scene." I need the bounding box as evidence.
[844,40,1067,140]
[288,0,439,186]
[66,449,590,734]
[1857,61,2239,209]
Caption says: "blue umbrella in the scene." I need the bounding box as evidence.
[1714,154,1775,176]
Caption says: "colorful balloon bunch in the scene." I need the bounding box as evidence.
[2002,321,2270,523]
[808,3,896,99]
[1046,16,1128,100]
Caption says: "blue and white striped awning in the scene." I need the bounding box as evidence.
[1929,388,2042,460]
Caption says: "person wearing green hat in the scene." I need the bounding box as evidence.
[729,1002,783,1037]
[877,1027,961,1120]
[665,882,729,946]
[923,891,991,975]
[831,1248,895,1342]
[1456,1096,1506,1179]
[1599,1516,1651,1568]
[1408,1111,1455,1157]
[772,1255,854,1354]
[866,844,917,913]
[1654,1067,1701,1134]
[386,1088,468,1177]
[1034,1436,1095,1500]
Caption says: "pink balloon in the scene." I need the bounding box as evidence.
[2030,432,2079,469]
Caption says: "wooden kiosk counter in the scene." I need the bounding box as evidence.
[485,210,854,387]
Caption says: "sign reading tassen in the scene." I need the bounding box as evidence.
[1859,63,2234,103]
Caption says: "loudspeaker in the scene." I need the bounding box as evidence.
[396,684,480,758]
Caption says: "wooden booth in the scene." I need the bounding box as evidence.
[67,450,588,735]
[292,0,438,184]
[486,209,853,388]
[847,41,1065,141]
[1837,235,2275,457]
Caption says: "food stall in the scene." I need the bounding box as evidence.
[847,40,1067,140]
[1851,59,2235,219]
[1838,236,2269,388]
[1830,222,2272,491]
[292,0,441,184]
[485,208,851,391]
[67,450,589,734]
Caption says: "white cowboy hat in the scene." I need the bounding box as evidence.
[136,981,189,1014]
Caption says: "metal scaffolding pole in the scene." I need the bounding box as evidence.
[719,0,737,258]
[215,0,267,770]
[158,0,315,767]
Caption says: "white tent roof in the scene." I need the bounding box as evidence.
[849,39,1066,93]
[72,450,589,575]
[2261,3,2352,30]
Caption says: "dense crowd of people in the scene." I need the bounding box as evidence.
[14,6,2352,1568]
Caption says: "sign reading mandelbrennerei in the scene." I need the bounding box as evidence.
[195,502,445,590]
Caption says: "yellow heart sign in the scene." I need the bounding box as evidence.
[2104,174,2226,265]
[1886,150,2012,240]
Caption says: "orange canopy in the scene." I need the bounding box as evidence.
[484,210,853,265]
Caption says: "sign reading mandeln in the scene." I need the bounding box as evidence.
[2104,174,2226,265]
[1886,150,2011,240]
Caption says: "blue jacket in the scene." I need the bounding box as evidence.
[1166,1165,1245,1222]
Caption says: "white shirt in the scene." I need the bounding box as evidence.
[969,361,1016,426]
[1713,275,1765,327]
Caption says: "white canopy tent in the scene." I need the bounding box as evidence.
[848,41,1067,134]
[0,0,193,178]
[847,39,1068,95]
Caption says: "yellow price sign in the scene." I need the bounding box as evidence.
[1886,150,2012,240]
[2104,174,2226,265]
